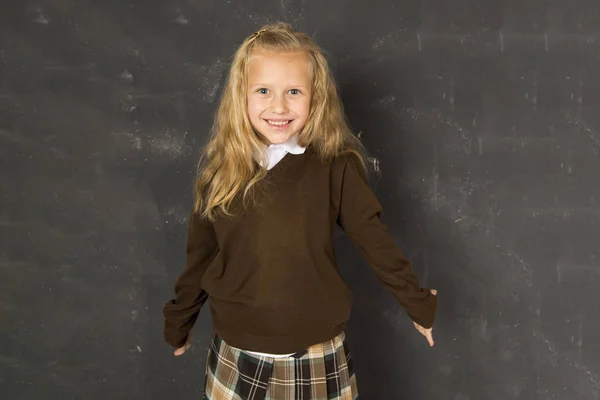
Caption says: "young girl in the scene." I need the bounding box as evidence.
[163,22,438,399]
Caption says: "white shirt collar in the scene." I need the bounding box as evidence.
[267,134,306,155]
[256,134,306,170]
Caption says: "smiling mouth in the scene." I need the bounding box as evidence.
[265,119,292,127]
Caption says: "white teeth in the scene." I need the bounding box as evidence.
[267,120,290,126]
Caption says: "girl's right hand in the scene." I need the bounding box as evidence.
[174,335,192,356]
[413,289,437,347]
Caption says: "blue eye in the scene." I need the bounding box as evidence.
[289,89,300,95]
[257,88,269,94]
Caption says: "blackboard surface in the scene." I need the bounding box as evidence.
[1,1,599,399]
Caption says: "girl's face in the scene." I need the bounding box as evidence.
[247,49,312,145]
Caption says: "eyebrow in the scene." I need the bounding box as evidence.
[249,83,308,89]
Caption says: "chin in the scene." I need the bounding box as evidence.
[268,136,292,145]
[259,132,295,145]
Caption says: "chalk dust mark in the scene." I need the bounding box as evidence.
[535,330,599,398]
[34,8,50,24]
[535,331,559,367]
[372,94,396,108]
[403,107,475,154]
[113,130,142,151]
[174,11,189,25]
[149,129,189,158]
[280,0,306,19]
[120,94,137,113]
[246,13,262,25]
[164,205,189,225]
[449,76,455,106]
[372,35,388,50]
[431,142,440,210]
[127,47,147,64]
[498,30,504,52]
[480,312,491,342]
[566,116,600,155]
[553,261,600,280]
[120,70,133,83]
[578,76,584,105]
[371,28,408,50]
[0,128,26,143]
[0,354,25,369]
[371,28,407,50]
[506,250,533,287]
[186,58,226,103]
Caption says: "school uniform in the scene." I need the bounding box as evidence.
[204,331,356,399]
[163,135,437,399]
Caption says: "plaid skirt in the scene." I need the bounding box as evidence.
[203,332,358,400]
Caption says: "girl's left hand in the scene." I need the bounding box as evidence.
[413,289,437,347]
[174,334,192,356]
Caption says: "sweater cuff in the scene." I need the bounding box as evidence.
[163,323,190,349]
[163,299,197,348]
[407,290,438,329]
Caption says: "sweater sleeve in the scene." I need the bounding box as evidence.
[336,155,438,328]
[162,210,218,348]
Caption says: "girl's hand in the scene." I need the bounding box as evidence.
[413,289,437,347]
[174,335,192,356]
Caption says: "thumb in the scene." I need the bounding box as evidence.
[430,289,437,296]
[174,343,189,356]
[174,338,191,356]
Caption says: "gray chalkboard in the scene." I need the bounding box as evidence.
[1,1,599,399]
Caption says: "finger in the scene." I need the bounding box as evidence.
[174,345,187,356]
[430,289,437,296]
[425,332,433,347]
[426,331,435,347]
[174,342,190,356]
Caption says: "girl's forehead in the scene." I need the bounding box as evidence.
[247,49,312,82]
[248,48,310,67]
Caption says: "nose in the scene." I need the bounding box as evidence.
[271,94,289,114]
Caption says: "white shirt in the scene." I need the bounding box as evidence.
[236,134,306,358]
[260,134,306,170]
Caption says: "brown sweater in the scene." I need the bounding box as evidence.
[163,148,438,353]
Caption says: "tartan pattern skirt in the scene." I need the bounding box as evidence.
[203,332,359,400]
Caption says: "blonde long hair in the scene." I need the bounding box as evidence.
[195,22,367,220]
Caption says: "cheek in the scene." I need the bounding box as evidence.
[248,98,267,111]
[299,100,311,119]
[247,100,261,117]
